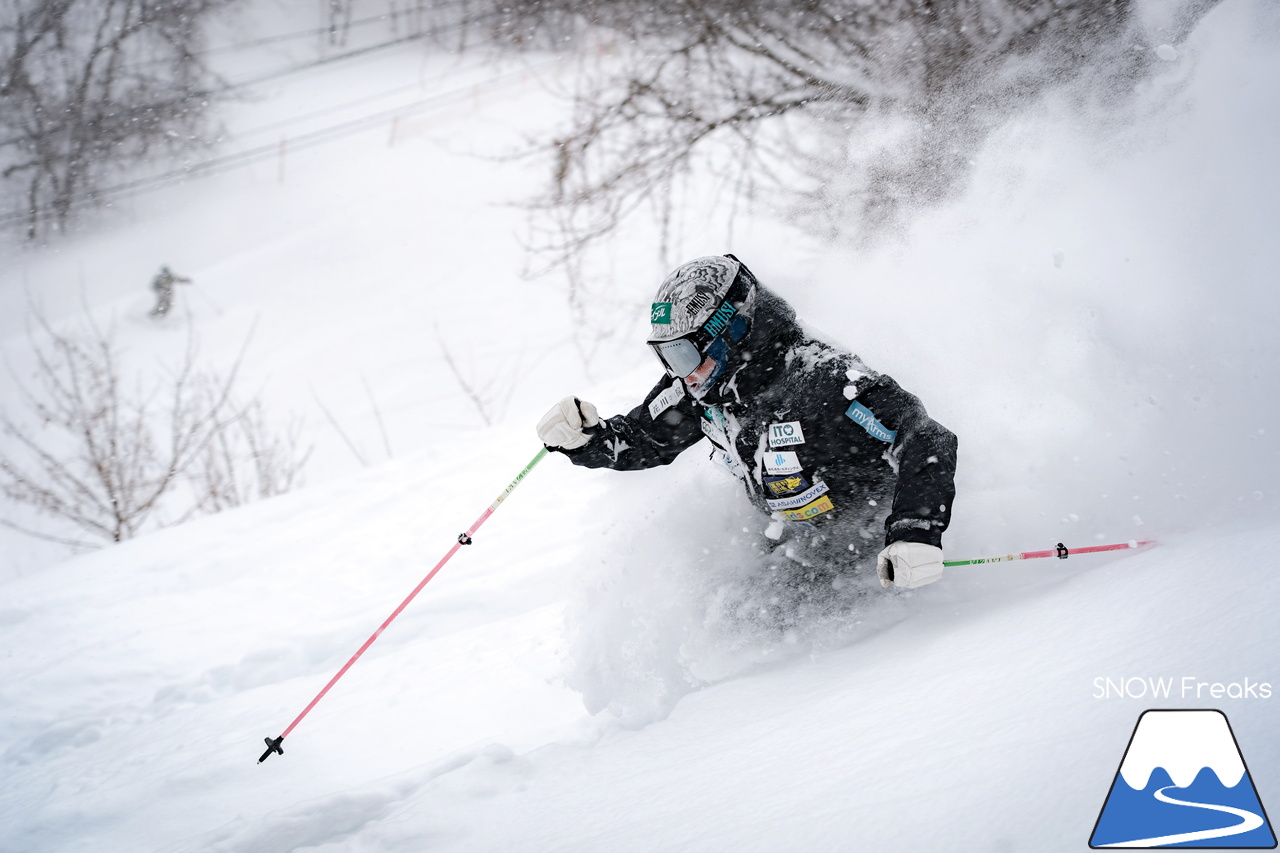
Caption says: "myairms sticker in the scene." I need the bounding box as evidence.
[845,401,896,443]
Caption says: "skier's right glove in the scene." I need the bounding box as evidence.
[537,396,600,450]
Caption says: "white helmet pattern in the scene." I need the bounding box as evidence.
[648,256,741,342]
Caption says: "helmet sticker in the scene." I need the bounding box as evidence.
[651,302,673,324]
[683,285,719,319]
[700,302,737,337]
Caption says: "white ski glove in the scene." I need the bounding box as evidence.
[537,396,600,450]
[876,541,945,590]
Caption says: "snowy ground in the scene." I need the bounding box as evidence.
[2,1,1279,851]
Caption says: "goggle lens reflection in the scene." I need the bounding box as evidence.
[651,338,703,377]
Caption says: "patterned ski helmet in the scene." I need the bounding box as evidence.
[648,255,747,342]
[646,255,759,398]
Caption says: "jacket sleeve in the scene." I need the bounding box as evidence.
[556,376,706,470]
[858,375,958,548]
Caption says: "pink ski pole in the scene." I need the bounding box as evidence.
[258,447,548,763]
[944,538,1157,567]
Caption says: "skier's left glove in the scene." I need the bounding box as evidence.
[877,541,944,590]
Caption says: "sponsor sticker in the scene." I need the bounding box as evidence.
[648,380,685,420]
[651,302,672,324]
[765,480,830,511]
[765,474,809,496]
[781,494,835,522]
[768,421,805,447]
[718,449,746,478]
[764,450,802,475]
[845,401,897,443]
[684,287,717,318]
[700,301,737,337]
[700,406,729,441]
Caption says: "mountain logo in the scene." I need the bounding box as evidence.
[1090,709,1276,848]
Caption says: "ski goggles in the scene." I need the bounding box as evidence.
[650,337,705,377]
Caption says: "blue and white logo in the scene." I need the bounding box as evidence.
[764,450,802,475]
[844,401,896,443]
[1090,710,1276,848]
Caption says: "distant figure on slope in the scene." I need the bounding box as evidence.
[149,266,192,317]
[536,254,958,591]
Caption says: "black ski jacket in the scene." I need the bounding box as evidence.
[558,286,958,549]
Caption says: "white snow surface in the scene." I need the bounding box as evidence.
[2,1,1280,851]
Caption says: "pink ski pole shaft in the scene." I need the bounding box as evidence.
[943,538,1157,567]
[258,447,549,763]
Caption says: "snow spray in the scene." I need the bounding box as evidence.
[944,539,1157,567]
[258,447,549,763]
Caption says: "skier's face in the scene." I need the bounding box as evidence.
[648,275,752,398]
[682,336,731,399]
[683,356,718,398]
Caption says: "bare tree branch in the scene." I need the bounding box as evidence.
[311,387,369,467]
[0,0,240,238]
[514,0,1218,338]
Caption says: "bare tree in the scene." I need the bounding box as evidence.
[327,0,355,47]
[187,396,311,514]
[520,0,1218,315]
[436,325,519,427]
[0,313,308,547]
[0,0,239,238]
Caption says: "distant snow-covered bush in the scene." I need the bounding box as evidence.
[0,311,309,548]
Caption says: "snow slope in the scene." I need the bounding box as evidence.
[2,1,1279,851]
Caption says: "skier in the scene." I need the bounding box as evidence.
[537,255,958,590]
[149,265,192,317]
